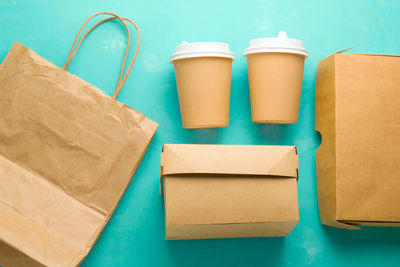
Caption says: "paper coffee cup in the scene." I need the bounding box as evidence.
[171,42,234,129]
[244,31,308,124]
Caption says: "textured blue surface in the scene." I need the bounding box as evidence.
[1,1,400,266]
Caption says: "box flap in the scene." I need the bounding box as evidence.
[336,51,400,58]
[161,144,298,178]
[339,220,400,227]
[333,46,400,58]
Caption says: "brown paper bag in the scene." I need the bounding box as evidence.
[0,12,158,266]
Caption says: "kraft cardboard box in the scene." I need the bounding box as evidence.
[160,144,299,240]
[315,52,400,229]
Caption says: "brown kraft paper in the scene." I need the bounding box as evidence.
[0,12,158,266]
[173,57,232,129]
[247,52,305,124]
[160,144,299,240]
[315,52,400,229]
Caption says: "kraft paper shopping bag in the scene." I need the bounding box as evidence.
[0,12,157,266]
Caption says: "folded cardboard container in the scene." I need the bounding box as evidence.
[160,144,299,240]
[315,52,400,229]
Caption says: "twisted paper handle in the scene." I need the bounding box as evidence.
[63,12,140,99]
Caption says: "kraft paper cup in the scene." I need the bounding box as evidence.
[244,31,308,124]
[171,42,234,129]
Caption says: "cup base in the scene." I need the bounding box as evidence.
[252,119,298,125]
[183,123,229,129]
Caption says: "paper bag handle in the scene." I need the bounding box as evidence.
[63,12,140,99]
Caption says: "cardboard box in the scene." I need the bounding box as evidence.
[160,144,299,239]
[315,52,400,229]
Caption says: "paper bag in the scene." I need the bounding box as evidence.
[0,12,158,266]
[315,52,400,229]
[161,144,299,239]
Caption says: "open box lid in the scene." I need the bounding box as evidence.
[161,144,298,178]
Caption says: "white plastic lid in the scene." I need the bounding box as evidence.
[244,31,308,58]
[170,42,235,63]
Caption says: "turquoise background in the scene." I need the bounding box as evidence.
[1,0,400,266]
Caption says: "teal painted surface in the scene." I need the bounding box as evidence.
[1,0,400,266]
